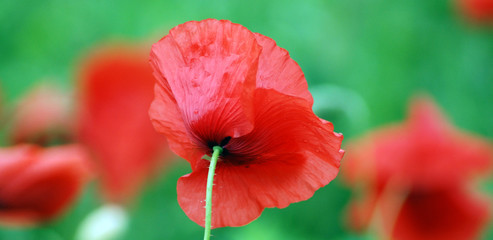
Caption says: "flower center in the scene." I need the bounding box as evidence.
[206,136,231,156]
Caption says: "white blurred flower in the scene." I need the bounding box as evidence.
[75,205,128,240]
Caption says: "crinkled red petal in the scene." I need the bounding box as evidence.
[254,33,313,105]
[149,71,207,169]
[150,19,261,147]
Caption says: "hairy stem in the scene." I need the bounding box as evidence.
[203,146,223,240]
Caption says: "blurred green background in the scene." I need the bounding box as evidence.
[0,0,492,239]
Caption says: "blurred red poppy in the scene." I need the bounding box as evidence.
[458,0,493,24]
[149,19,344,228]
[11,84,73,145]
[0,144,90,226]
[344,96,492,240]
[77,45,171,203]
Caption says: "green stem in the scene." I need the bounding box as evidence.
[203,146,223,240]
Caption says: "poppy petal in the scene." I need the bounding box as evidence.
[77,46,170,202]
[149,80,203,168]
[150,19,262,143]
[406,97,492,185]
[177,164,263,228]
[254,33,313,105]
[408,96,451,136]
[394,186,490,240]
[226,89,343,171]
[0,145,35,187]
[344,96,492,189]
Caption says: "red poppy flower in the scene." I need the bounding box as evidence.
[344,96,492,240]
[0,144,90,226]
[11,83,73,145]
[149,19,344,228]
[76,45,171,203]
[458,0,493,24]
